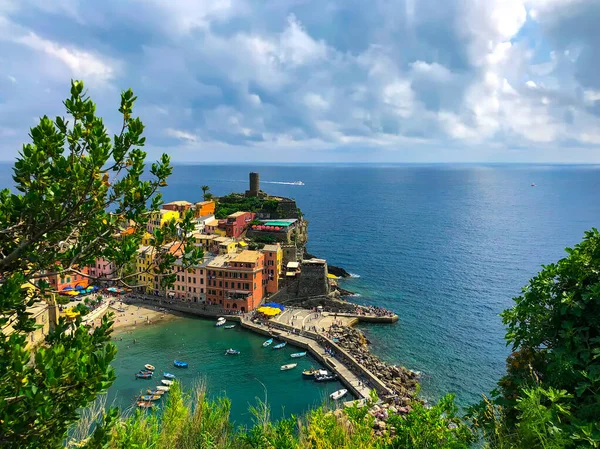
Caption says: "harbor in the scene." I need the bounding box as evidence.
[111,295,416,413]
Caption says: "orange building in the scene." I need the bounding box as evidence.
[195,201,215,218]
[45,267,90,292]
[262,244,283,294]
[206,251,265,312]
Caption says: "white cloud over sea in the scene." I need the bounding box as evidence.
[1,0,600,162]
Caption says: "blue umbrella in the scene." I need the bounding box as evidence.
[62,286,74,291]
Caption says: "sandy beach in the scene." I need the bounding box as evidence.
[86,301,182,335]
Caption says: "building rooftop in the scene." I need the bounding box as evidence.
[207,254,233,268]
[213,236,234,244]
[262,244,280,252]
[206,219,220,226]
[262,220,297,227]
[196,201,215,206]
[173,255,214,268]
[164,200,192,207]
[194,214,215,222]
[232,250,262,264]
[287,261,300,269]
[228,211,250,218]
[302,258,327,265]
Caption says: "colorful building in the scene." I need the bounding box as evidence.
[166,257,213,302]
[195,201,215,218]
[193,214,215,233]
[262,244,283,294]
[146,209,180,234]
[221,211,256,239]
[88,257,116,282]
[206,250,265,312]
[136,245,155,293]
[163,200,193,215]
[205,219,222,235]
[213,236,238,254]
[44,267,90,292]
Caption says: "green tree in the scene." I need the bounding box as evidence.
[201,185,210,201]
[470,228,600,448]
[0,81,202,448]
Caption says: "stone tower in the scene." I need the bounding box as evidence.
[246,172,260,197]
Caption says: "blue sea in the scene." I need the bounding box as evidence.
[2,162,600,420]
[155,164,600,406]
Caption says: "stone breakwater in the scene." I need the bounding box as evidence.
[328,324,419,406]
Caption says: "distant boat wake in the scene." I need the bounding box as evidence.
[214,179,305,186]
[262,181,305,186]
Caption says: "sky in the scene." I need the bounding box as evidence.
[1,0,600,163]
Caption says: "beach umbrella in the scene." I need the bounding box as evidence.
[75,285,86,290]
[62,286,74,291]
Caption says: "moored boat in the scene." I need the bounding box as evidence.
[156,386,170,392]
[290,352,306,358]
[273,342,287,350]
[137,401,154,408]
[136,373,152,379]
[147,389,165,395]
[225,348,240,355]
[280,363,297,371]
[302,368,317,378]
[139,395,161,401]
[330,389,348,400]
[161,379,174,386]
[315,373,338,382]
[224,325,236,329]
[163,372,176,379]
[262,338,273,347]
[144,364,155,371]
[173,360,188,368]
[216,317,226,327]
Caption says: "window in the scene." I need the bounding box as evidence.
[193,277,196,284]
[244,273,248,279]
[193,287,196,293]
[201,278,204,284]
[188,277,191,283]
[177,275,180,281]
[237,282,241,289]
[219,281,222,287]
[225,282,228,288]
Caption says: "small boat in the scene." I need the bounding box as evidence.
[273,342,287,350]
[280,363,297,371]
[161,379,173,386]
[139,395,161,401]
[163,372,176,379]
[137,401,154,408]
[144,364,155,371]
[173,360,188,368]
[136,373,152,379]
[224,325,236,329]
[290,352,306,358]
[302,368,317,378]
[262,338,273,347]
[330,389,348,401]
[216,317,226,327]
[156,386,170,392]
[138,370,153,375]
[225,349,240,355]
[531,183,536,187]
[147,389,165,395]
[315,373,338,382]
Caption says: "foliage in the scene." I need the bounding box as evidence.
[72,303,89,316]
[252,235,277,244]
[201,185,211,201]
[387,394,473,449]
[469,228,600,448]
[215,194,268,219]
[0,81,201,448]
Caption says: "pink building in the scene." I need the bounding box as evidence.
[220,211,256,239]
[88,257,116,282]
[166,257,212,302]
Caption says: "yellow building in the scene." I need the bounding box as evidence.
[213,236,238,254]
[136,245,156,293]
[141,231,152,246]
[146,209,180,234]
[2,302,57,349]
[262,244,283,294]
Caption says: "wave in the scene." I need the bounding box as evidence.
[348,273,361,278]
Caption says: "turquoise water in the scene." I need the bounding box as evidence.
[107,317,347,425]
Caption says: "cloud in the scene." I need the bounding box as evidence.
[0,0,599,162]
[166,128,197,143]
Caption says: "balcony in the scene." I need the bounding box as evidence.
[225,290,251,300]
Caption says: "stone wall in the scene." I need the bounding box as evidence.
[298,259,330,298]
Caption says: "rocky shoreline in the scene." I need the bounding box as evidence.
[328,325,419,406]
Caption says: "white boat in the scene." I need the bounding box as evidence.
[262,338,273,347]
[290,352,306,358]
[161,379,174,386]
[156,386,170,391]
[144,364,155,371]
[280,363,297,371]
[216,317,226,327]
[224,325,236,329]
[330,389,348,400]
